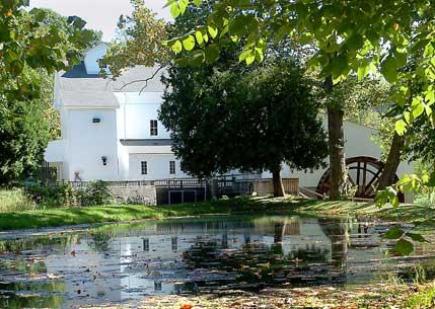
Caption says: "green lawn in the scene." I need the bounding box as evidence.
[0,197,432,232]
[0,197,297,231]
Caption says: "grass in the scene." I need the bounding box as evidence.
[407,282,435,308]
[0,194,433,232]
[0,188,35,213]
[0,197,301,231]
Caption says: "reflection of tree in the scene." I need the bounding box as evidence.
[319,218,348,269]
[0,280,65,308]
[0,234,79,255]
[181,230,334,290]
[89,232,111,254]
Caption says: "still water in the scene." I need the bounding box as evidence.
[0,215,434,308]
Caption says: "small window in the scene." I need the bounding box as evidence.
[141,161,148,175]
[169,161,176,175]
[150,120,158,136]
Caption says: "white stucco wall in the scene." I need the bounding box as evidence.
[129,153,188,180]
[115,92,170,140]
[65,108,121,181]
[266,119,414,187]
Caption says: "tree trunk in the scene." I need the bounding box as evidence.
[325,76,347,200]
[378,132,405,190]
[272,166,285,197]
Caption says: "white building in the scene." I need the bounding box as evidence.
[44,43,413,199]
[45,43,190,182]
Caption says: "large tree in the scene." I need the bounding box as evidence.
[0,2,99,184]
[166,0,435,200]
[160,59,328,196]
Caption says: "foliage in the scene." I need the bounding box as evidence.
[339,77,390,128]
[0,188,35,213]
[100,0,170,78]
[407,283,435,309]
[26,181,113,208]
[166,0,434,132]
[408,120,435,167]
[80,181,113,206]
[382,226,428,256]
[0,69,59,184]
[0,3,99,184]
[0,2,99,92]
[160,59,328,178]
[167,0,435,201]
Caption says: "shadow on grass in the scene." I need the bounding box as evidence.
[0,197,432,232]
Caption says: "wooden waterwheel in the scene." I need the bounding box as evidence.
[316,156,404,201]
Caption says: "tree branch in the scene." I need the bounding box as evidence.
[115,64,166,94]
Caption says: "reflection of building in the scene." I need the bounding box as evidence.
[25,216,409,307]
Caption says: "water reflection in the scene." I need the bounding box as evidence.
[0,215,434,308]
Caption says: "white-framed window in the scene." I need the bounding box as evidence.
[150,120,158,136]
[141,161,148,175]
[169,161,176,175]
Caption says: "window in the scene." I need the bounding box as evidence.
[169,161,176,175]
[150,120,158,136]
[141,161,148,175]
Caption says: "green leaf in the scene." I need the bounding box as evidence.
[205,44,219,63]
[394,239,414,256]
[383,226,405,239]
[411,100,425,119]
[395,119,407,135]
[170,4,180,18]
[178,0,188,15]
[245,53,256,65]
[406,232,428,243]
[380,55,398,83]
[357,64,369,81]
[171,40,183,54]
[195,31,204,45]
[207,25,218,39]
[182,35,196,51]
[193,0,202,6]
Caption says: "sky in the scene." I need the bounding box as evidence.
[29,0,171,42]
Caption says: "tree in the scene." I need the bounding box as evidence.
[0,69,59,184]
[100,0,170,79]
[0,2,99,184]
[160,59,328,196]
[166,0,435,200]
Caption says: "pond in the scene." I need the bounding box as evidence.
[0,215,434,308]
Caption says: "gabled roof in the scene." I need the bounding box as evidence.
[56,62,167,108]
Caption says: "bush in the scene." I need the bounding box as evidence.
[0,188,36,213]
[25,181,113,208]
[26,182,78,208]
[81,181,113,206]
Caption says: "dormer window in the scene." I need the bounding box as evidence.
[150,120,158,136]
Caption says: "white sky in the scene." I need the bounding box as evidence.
[29,0,170,41]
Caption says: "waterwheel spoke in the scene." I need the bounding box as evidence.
[317,156,390,200]
[364,167,383,195]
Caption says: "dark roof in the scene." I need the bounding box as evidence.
[61,62,101,79]
[120,139,173,146]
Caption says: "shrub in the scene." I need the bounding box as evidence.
[26,182,78,208]
[81,181,113,206]
[25,181,113,208]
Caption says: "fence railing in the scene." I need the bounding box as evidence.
[66,176,299,205]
